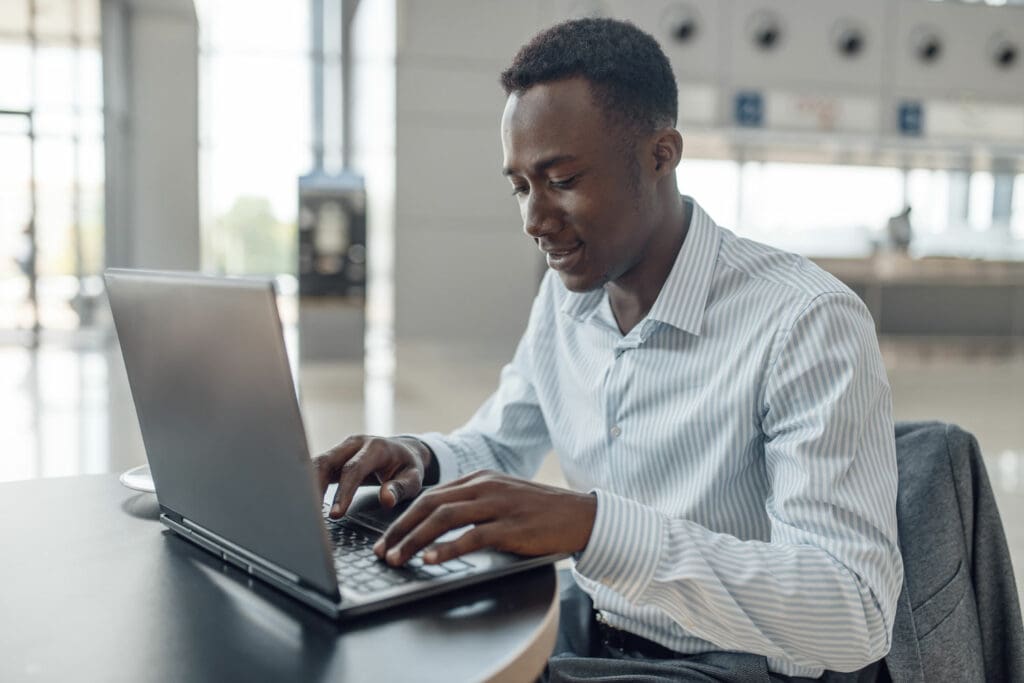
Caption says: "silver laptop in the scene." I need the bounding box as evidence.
[105,268,562,619]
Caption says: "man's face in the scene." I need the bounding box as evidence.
[501,77,656,292]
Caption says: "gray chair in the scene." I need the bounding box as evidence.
[883,422,1024,682]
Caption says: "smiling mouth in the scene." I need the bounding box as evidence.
[543,244,581,257]
[543,242,583,271]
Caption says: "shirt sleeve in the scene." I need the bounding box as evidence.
[411,275,555,485]
[574,291,904,673]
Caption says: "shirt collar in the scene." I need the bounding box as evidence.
[645,197,721,335]
[560,196,721,336]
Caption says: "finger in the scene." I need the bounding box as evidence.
[378,467,424,508]
[330,443,383,518]
[373,482,478,554]
[312,436,366,498]
[380,501,489,566]
[423,524,496,564]
[445,468,500,489]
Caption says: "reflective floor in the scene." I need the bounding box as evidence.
[2,336,1023,605]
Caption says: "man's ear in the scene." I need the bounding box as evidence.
[650,128,683,177]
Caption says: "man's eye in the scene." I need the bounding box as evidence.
[550,175,579,189]
[511,186,528,196]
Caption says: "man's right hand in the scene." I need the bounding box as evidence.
[313,435,435,519]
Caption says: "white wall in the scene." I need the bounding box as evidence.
[393,0,547,360]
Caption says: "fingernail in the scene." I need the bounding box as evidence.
[331,504,341,516]
[386,548,399,564]
[424,549,437,563]
[373,540,383,554]
[388,484,399,500]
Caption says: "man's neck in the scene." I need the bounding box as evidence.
[606,197,691,335]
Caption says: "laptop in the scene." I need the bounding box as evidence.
[104,268,563,619]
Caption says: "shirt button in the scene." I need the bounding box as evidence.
[610,426,622,438]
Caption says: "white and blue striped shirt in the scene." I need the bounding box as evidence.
[418,197,903,677]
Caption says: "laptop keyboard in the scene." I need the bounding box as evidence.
[325,517,475,594]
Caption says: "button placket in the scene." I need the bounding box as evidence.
[604,343,632,449]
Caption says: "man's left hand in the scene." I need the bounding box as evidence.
[373,470,597,566]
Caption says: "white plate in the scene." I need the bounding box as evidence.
[119,464,156,493]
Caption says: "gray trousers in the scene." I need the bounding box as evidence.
[541,570,884,683]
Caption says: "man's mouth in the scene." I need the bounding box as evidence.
[542,243,581,256]
[542,242,583,271]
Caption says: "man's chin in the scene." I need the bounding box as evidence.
[554,270,604,293]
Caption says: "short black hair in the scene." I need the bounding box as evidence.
[500,17,678,135]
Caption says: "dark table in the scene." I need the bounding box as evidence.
[0,475,559,682]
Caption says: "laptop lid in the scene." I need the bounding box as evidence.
[105,269,339,598]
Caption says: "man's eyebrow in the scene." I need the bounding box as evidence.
[502,154,578,177]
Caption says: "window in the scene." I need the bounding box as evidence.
[679,158,1024,259]
[195,0,317,278]
[0,0,103,342]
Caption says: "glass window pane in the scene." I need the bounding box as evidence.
[906,169,950,235]
[738,162,904,257]
[0,112,31,136]
[78,138,104,186]
[0,42,32,111]
[34,139,74,279]
[205,54,311,148]
[968,171,994,232]
[197,0,315,277]
[0,1,105,335]
[78,108,103,138]
[0,135,32,281]
[1013,175,1024,240]
[35,195,74,278]
[35,46,75,107]
[79,187,104,274]
[35,137,74,188]
[199,0,309,54]
[79,139,105,276]
[205,143,312,223]
[203,146,307,275]
[78,47,103,108]
[676,160,739,230]
[35,110,76,137]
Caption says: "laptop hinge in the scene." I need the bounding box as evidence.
[175,514,303,585]
[161,514,342,615]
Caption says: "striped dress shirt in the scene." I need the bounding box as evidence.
[417,197,903,677]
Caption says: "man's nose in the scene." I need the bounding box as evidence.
[522,191,559,239]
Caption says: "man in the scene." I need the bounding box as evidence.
[315,18,902,681]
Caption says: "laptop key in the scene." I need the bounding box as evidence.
[327,517,481,593]
[416,563,451,578]
[442,558,475,571]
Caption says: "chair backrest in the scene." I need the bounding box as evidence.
[885,421,1024,682]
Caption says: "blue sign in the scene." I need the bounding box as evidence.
[898,102,923,136]
[735,91,764,127]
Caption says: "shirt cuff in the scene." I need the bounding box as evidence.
[402,432,460,486]
[573,489,665,602]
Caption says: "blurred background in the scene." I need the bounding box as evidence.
[1,0,1023,595]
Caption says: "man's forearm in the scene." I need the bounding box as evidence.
[574,492,900,673]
